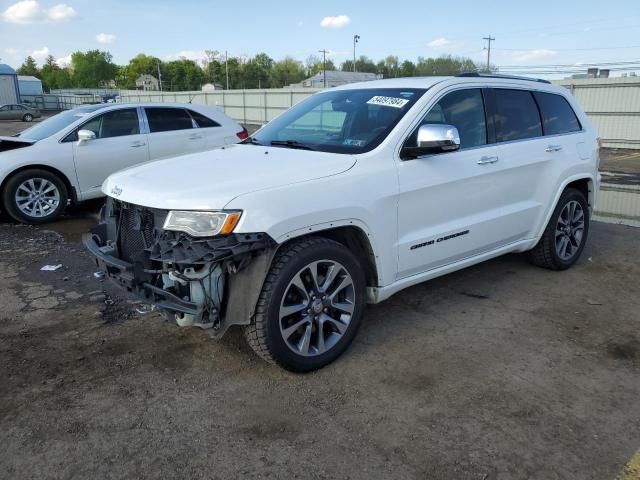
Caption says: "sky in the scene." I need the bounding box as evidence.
[1,0,639,79]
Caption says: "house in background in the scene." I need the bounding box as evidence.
[136,74,159,91]
[0,64,20,104]
[291,71,383,89]
[18,75,43,96]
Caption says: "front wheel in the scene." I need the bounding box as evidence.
[2,169,68,224]
[244,237,366,372]
[528,187,590,270]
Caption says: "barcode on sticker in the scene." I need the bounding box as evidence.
[367,96,410,108]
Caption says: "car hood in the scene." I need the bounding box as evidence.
[102,144,357,210]
[0,136,37,152]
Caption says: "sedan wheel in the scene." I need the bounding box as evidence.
[15,178,61,219]
[23,114,33,122]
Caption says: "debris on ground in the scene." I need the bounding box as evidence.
[40,264,63,271]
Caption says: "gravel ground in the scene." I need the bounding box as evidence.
[0,116,639,479]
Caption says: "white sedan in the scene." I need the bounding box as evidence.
[0,103,247,223]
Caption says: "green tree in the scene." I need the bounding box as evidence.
[269,57,305,87]
[306,55,336,76]
[122,54,162,89]
[414,55,478,76]
[399,60,416,77]
[341,56,377,73]
[39,55,58,90]
[16,56,39,77]
[164,59,204,91]
[242,53,274,88]
[70,50,117,87]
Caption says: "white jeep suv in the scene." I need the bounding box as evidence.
[85,74,600,372]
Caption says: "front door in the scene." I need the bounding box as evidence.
[72,108,149,196]
[396,88,517,279]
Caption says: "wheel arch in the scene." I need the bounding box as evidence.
[535,174,595,241]
[0,164,76,205]
[276,222,380,288]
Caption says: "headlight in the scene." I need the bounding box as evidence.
[163,210,242,237]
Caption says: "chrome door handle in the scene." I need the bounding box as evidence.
[477,155,499,165]
[130,141,146,148]
[546,144,562,152]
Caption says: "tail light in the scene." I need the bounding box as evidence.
[236,127,249,140]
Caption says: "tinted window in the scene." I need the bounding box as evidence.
[189,110,220,128]
[533,92,581,135]
[415,88,487,149]
[145,108,194,133]
[0,106,9,111]
[79,109,140,139]
[494,89,542,142]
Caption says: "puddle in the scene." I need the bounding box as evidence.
[46,200,103,243]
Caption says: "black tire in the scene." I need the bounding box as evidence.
[244,236,366,372]
[23,114,33,122]
[528,188,590,270]
[2,169,68,224]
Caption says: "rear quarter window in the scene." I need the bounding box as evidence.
[188,110,220,128]
[533,91,582,135]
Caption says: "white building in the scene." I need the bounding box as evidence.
[135,74,159,91]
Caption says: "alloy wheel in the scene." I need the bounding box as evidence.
[279,260,355,357]
[15,178,61,219]
[555,200,585,261]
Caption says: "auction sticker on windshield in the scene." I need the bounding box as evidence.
[367,96,410,108]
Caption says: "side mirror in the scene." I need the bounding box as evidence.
[402,124,460,159]
[77,129,96,144]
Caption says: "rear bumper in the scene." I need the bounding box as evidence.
[83,233,200,316]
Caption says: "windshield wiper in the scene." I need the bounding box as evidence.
[270,140,316,151]
[242,136,263,146]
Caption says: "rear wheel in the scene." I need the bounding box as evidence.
[528,188,589,270]
[22,113,33,122]
[2,169,68,224]
[244,237,366,372]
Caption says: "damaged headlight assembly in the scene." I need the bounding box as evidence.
[163,210,242,237]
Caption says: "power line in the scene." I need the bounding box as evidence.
[494,45,640,52]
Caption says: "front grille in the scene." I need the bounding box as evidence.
[115,202,159,263]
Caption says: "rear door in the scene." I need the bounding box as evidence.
[144,107,205,159]
[71,108,150,196]
[488,88,555,240]
[186,108,237,150]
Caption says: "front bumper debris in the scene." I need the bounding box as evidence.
[84,198,276,336]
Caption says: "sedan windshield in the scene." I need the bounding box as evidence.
[18,105,107,141]
[249,88,426,154]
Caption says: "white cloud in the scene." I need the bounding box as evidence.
[320,15,350,29]
[1,1,76,23]
[47,3,75,21]
[427,37,451,48]
[56,53,72,67]
[510,49,558,62]
[31,46,50,62]
[96,33,116,44]
[1,0,41,23]
[4,47,20,55]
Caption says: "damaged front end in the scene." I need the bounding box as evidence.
[83,198,276,337]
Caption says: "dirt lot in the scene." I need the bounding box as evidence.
[1,117,639,480]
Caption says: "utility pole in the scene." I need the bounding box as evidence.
[482,35,495,72]
[319,49,328,88]
[157,61,163,92]
[225,50,229,90]
[353,34,360,72]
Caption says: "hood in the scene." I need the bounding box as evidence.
[0,136,36,152]
[103,144,357,210]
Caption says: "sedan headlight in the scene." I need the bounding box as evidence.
[163,210,242,237]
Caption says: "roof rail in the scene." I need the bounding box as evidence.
[456,72,551,84]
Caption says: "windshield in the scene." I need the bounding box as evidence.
[250,88,426,154]
[18,105,107,141]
